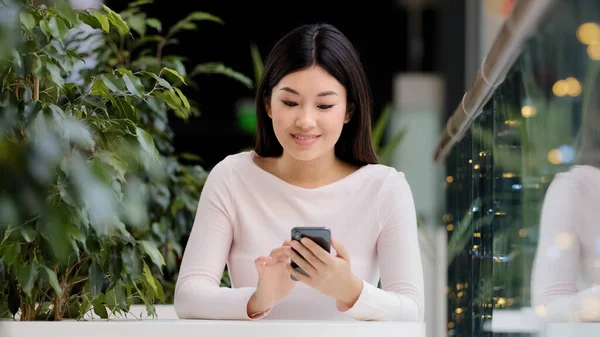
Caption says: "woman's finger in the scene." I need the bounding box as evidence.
[300,238,333,265]
[291,240,325,270]
[269,247,289,262]
[331,238,350,262]
[254,256,269,268]
[286,263,311,284]
[285,246,317,276]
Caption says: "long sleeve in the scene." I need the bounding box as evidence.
[340,171,425,321]
[174,160,259,320]
[531,172,600,322]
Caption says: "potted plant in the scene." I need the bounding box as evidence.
[76,0,253,301]
[0,0,206,320]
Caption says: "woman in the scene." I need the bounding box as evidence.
[174,23,424,321]
[531,74,600,322]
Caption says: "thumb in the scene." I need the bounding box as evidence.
[331,238,350,262]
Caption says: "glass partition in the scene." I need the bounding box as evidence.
[445,0,600,336]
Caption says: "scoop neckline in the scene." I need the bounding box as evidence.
[246,150,372,192]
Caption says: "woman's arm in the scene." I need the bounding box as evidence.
[339,171,425,321]
[174,160,263,320]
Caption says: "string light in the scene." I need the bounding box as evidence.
[577,23,600,45]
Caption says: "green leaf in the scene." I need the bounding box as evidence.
[92,298,108,319]
[39,19,51,40]
[128,0,153,8]
[371,102,392,151]
[162,56,187,78]
[174,87,190,110]
[82,95,106,110]
[91,79,109,96]
[46,62,64,88]
[154,277,165,302]
[126,13,146,36]
[104,287,118,310]
[101,4,129,34]
[62,117,95,150]
[116,68,132,75]
[48,16,69,42]
[23,100,42,124]
[89,260,104,300]
[19,12,35,31]
[44,266,63,297]
[146,72,171,90]
[114,280,128,311]
[19,262,38,298]
[122,245,142,281]
[186,11,224,24]
[142,262,157,294]
[38,206,73,265]
[0,244,20,266]
[101,74,125,94]
[168,12,223,37]
[112,97,137,121]
[96,151,127,181]
[123,73,145,98]
[146,18,161,32]
[155,90,188,119]
[20,226,37,243]
[56,1,78,26]
[378,127,407,166]
[250,43,264,85]
[170,198,185,217]
[79,12,103,30]
[136,127,159,158]
[139,240,165,267]
[66,223,86,243]
[94,12,110,32]
[160,67,186,85]
[190,62,253,89]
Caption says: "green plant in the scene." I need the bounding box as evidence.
[0,0,199,320]
[73,0,252,301]
[371,103,407,166]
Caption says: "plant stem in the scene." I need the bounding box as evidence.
[33,77,39,101]
[156,39,166,71]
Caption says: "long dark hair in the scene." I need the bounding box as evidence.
[255,23,378,166]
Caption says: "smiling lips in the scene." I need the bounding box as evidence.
[291,133,322,147]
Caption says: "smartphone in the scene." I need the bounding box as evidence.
[290,227,331,281]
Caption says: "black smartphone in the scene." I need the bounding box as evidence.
[290,226,331,281]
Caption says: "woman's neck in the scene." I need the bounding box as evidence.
[275,151,353,189]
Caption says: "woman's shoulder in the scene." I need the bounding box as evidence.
[205,151,253,182]
[361,163,408,186]
[547,164,600,198]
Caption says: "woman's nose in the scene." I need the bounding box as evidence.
[295,108,317,129]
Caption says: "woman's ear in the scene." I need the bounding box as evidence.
[345,103,355,123]
[265,97,272,118]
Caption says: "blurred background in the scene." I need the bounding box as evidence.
[2,0,600,337]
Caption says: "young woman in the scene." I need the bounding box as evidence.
[174,23,424,321]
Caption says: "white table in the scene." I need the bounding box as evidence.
[486,308,543,335]
[0,319,425,337]
[544,323,600,337]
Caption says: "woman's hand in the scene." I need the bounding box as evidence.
[247,241,296,317]
[285,238,363,308]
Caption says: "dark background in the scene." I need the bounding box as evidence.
[104,0,466,168]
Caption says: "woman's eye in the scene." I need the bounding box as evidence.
[318,105,334,110]
[282,101,298,107]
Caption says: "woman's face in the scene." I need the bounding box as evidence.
[267,65,352,162]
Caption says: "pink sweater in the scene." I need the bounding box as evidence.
[174,151,424,321]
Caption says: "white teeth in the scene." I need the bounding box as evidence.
[294,135,318,140]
